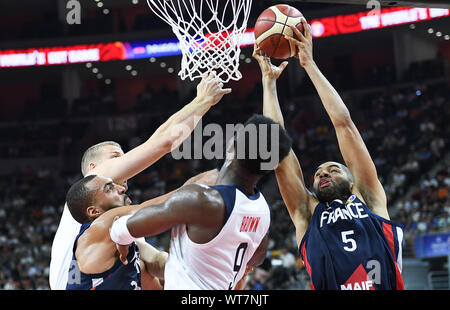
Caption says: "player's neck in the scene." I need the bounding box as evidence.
[216,164,259,196]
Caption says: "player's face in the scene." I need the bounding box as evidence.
[97,144,125,167]
[89,176,128,214]
[97,144,130,194]
[313,162,352,202]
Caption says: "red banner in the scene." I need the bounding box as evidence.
[309,7,449,38]
[0,42,126,68]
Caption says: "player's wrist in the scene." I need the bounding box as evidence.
[110,215,136,245]
[262,76,277,87]
[302,59,317,71]
[193,95,215,107]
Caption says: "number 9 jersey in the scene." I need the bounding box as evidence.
[164,185,271,290]
[299,195,405,290]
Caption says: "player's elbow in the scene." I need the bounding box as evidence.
[331,112,353,129]
[162,138,176,153]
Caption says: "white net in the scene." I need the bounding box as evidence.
[146,0,253,83]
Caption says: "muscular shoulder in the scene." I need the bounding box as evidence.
[173,184,225,226]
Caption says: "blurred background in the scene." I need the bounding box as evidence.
[0,0,449,290]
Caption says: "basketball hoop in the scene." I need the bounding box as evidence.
[146,0,253,83]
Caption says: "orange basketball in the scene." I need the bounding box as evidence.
[254,4,305,59]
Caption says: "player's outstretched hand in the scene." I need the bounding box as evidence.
[196,71,232,106]
[285,17,313,67]
[116,243,130,265]
[252,44,288,81]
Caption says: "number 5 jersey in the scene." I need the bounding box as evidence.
[299,195,405,290]
[164,185,271,290]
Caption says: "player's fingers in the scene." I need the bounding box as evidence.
[252,45,264,62]
[209,70,217,81]
[252,45,258,57]
[221,88,232,95]
[198,73,208,86]
[284,34,305,49]
[253,43,260,54]
[116,244,128,265]
[120,253,128,265]
[279,61,289,73]
[203,72,212,83]
[289,25,306,43]
[300,17,311,39]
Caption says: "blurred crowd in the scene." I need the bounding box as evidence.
[0,69,449,290]
[393,159,450,256]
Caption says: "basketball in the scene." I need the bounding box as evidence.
[254,4,305,59]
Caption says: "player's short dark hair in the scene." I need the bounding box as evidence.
[66,175,98,224]
[234,114,292,175]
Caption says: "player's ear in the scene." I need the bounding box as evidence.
[89,162,96,171]
[86,205,101,219]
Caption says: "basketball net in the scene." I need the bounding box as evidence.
[146,0,253,83]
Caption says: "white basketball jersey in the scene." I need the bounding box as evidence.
[49,203,81,290]
[164,185,271,290]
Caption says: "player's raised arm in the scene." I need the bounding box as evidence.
[90,74,231,185]
[286,18,388,220]
[253,45,316,246]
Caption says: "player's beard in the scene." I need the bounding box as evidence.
[316,179,352,203]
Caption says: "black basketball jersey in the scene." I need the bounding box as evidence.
[66,222,141,290]
[299,195,404,290]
